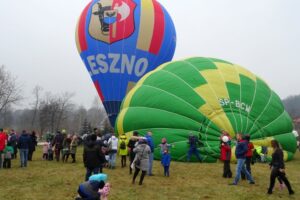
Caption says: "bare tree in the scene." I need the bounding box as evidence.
[38,92,74,135]
[55,92,75,131]
[0,65,22,114]
[30,85,43,129]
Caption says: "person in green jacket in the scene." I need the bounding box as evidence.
[3,142,14,168]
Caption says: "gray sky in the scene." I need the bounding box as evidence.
[0,0,299,109]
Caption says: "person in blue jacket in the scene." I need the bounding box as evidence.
[17,130,31,168]
[230,133,255,185]
[145,131,154,176]
[161,149,171,177]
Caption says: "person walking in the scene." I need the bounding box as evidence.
[128,131,139,174]
[132,138,151,185]
[267,140,294,195]
[229,133,255,185]
[17,130,31,168]
[241,134,254,180]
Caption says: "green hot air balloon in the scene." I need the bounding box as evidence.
[115,57,297,162]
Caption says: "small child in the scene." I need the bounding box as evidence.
[99,183,111,200]
[42,142,49,160]
[3,142,14,168]
[161,149,171,177]
[48,142,54,161]
[159,138,172,155]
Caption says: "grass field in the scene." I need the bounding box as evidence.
[0,146,299,200]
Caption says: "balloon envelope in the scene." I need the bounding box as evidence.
[76,0,176,126]
[116,57,297,162]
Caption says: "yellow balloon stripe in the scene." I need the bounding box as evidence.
[194,70,235,135]
[123,85,140,108]
[215,62,240,85]
[234,64,256,82]
[117,108,128,134]
[136,0,155,51]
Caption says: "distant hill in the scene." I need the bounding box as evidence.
[282,94,300,118]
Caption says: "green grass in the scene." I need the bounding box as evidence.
[0,147,299,200]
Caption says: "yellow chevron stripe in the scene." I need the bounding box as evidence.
[194,69,234,136]
[137,0,154,51]
[234,64,256,82]
[215,62,240,85]
[117,108,128,134]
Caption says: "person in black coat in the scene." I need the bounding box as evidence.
[267,140,294,195]
[127,131,139,174]
[17,130,31,167]
[83,134,107,181]
[52,131,64,162]
[28,131,37,161]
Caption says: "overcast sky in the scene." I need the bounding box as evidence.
[0,0,299,109]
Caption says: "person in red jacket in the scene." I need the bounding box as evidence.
[220,135,232,178]
[0,128,8,169]
[241,134,254,180]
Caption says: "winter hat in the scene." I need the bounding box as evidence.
[89,173,108,183]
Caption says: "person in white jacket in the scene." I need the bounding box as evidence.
[107,133,118,169]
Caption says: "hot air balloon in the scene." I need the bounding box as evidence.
[115,57,297,162]
[76,0,176,126]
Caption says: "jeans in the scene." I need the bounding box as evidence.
[234,158,254,184]
[164,165,170,176]
[85,167,100,181]
[109,150,117,168]
[20,149,29,167]
[148,152,153,175]
[187,147,202,162]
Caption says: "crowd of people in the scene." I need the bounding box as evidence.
[0,128,37,168]
[0,127,296,199]
[219,131,295,195]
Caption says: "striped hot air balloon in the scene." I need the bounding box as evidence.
[76,0,176,126]
[115,57,297,162]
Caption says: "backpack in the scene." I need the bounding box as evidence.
[120,140,126,150]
